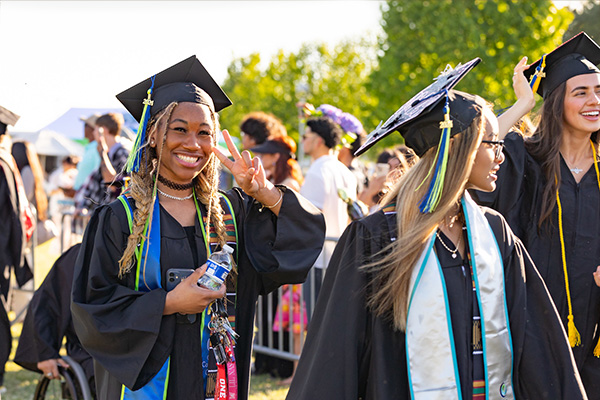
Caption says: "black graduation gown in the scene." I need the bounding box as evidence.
[0,150,33,381]
[14,243,94,383]
[71,186,325,400]
[473,132,600,398]
[286,206,586,399]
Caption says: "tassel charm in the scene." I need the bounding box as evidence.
[529,54,547,94]
[567,314,581,347]
[126,76,156,173]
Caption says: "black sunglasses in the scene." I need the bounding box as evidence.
[481,139,505,159]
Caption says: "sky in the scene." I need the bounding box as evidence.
[0,1,581,133]
[0,1,384,132]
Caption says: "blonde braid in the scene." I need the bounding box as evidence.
[117,103,177,277]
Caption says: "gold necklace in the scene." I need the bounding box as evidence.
[436,231,462,259]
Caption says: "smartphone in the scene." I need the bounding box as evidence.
[166,268,194,291]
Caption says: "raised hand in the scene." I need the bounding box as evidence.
[512,56,535,106]
[212,129,272,197]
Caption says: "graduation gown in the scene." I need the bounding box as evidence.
[286,206,586,399]
[14,243,94,383]
[473,132,600,398]
[71,187,325,400]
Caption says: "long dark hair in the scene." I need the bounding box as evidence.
[524,81,600,228]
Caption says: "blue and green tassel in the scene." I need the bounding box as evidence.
[126,75,156,173]
[418,91,452,213]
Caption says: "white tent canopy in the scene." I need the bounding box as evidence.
[11,129,84,157]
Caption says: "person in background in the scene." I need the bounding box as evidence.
[300,116,357,319]
[47,155,80,199]
[239,111,286,151]
[473,32,600,398]
[287,60,586,400]
[71,55,324,399]
[250,136,303,191]
[73,114,101,191]
[11,141,54,244]
[358,145,418,213]
[76,112,129,213]
[0,105,33,394]
[250,135,305,382]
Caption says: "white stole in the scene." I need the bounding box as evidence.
[405,193,514,400]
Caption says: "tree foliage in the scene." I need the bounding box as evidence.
[368,0,573,150]
[220,38,379,145]
[564,0,600,42]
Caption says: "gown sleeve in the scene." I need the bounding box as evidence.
[485,210,587,399]
[286,219,376,399]
[228,186,326,295]
[14,243,81,372]
[71,203,175,390]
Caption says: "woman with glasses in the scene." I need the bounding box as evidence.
[287,59,585,399]
[474,33,600,398]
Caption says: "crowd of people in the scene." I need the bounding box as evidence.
[0,31,598,400]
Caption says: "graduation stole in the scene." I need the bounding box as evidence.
[117,193,238,400]
[402,193,514,400]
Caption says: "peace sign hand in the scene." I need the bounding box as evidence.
[212,130,279,205]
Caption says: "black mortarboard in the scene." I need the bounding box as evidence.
[250,140,291,155]
[0,105,20,136]
[524,32,600,99]
[116,55,232,122]
[355,58,481,157]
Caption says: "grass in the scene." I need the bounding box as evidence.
[2,238,290,399]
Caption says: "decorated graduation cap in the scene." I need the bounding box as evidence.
[116,55,232,172]
[0,105,20,136]
[355,57,483,213]
[524,32,600,99]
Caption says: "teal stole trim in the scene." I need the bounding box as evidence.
[405,193,514,400]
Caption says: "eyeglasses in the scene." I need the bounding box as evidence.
[481,139,505,159]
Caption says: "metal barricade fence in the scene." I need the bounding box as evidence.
[253,236,339,362]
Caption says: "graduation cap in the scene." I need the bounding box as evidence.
[355,58,483,213]
[0,105,20,136]
[524,32,600,99]
[355,57,481,157]
[116,55,232,173]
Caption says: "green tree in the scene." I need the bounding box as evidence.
[564,0,600,42]
[220,38,379,146]
[369,0,573,150]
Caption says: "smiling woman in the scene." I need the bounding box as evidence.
[287,59,585,399]
[70,55,325,400]
[473,31,600,398]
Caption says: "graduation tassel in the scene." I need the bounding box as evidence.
[126,75,156,173]
[528,54,547,94]
[418,91,452,213]
[556,182,581,347]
